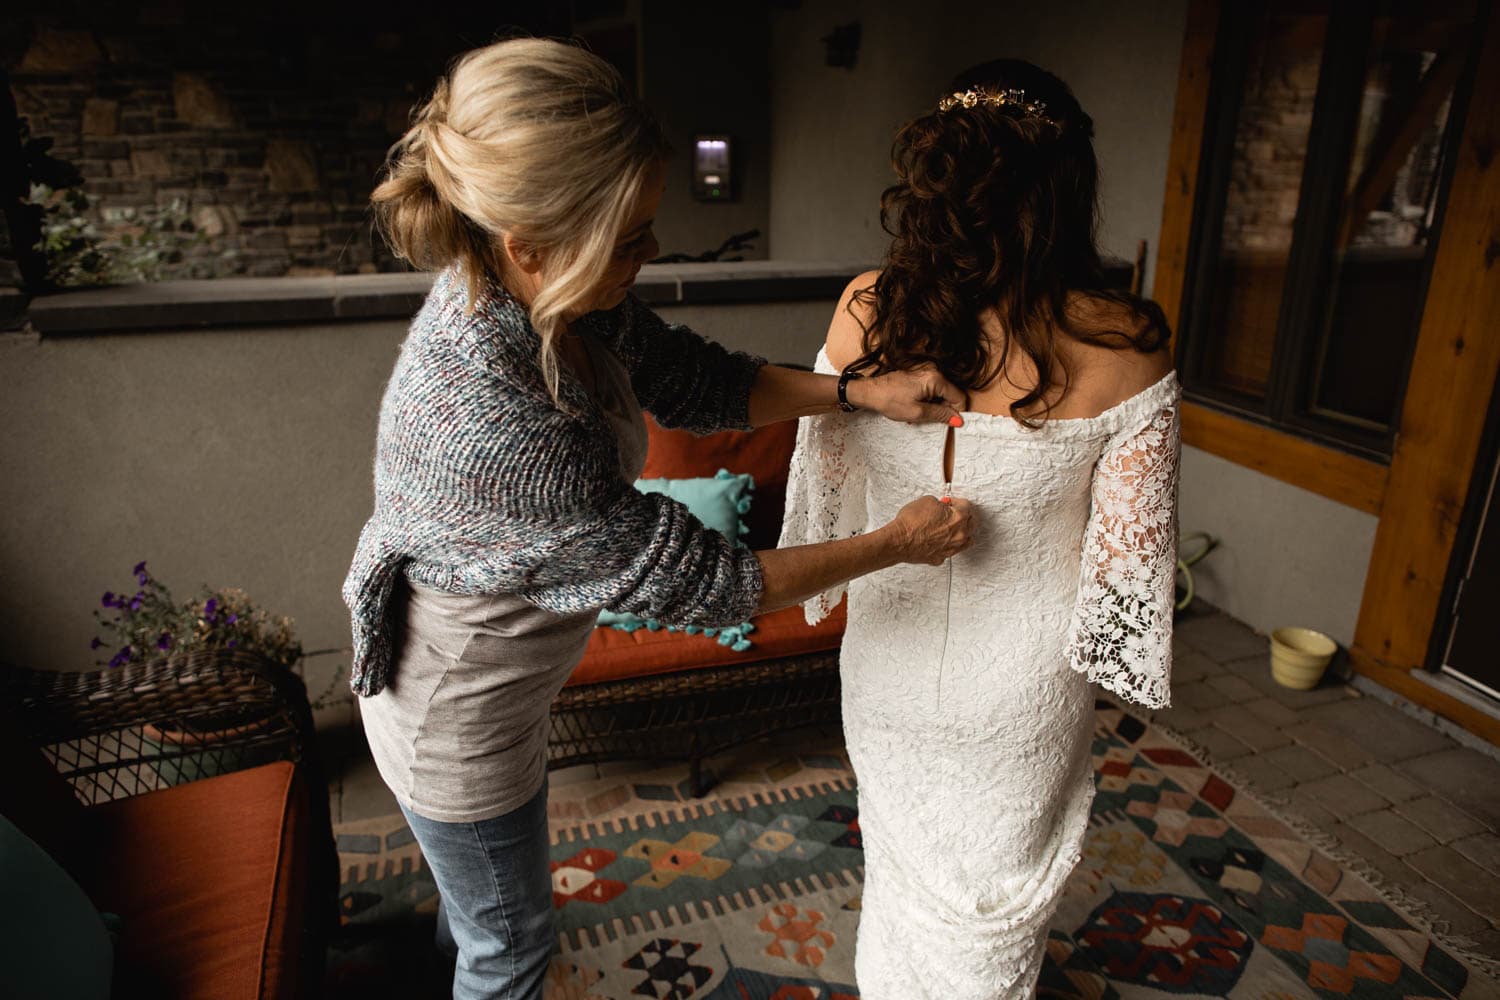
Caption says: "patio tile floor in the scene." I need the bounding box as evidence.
[321,599,1500,950]
[1151,602,1500,947]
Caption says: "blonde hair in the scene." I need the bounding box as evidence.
[372,38,669,404]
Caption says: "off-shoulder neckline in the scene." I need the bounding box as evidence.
[958,369,1179,426]
[814,347,1179,434]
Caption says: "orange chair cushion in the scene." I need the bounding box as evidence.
[568,599,846,687]
[85,761,309,1000]
[641,417,798,551]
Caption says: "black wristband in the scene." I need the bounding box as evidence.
[837,366,863,412]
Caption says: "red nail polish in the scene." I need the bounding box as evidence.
[948,414,964,428]
[940,496,952,505]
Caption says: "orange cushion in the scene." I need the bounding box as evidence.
[642,417,798,551]
[568,599,846,687]
[85,761,309,1000]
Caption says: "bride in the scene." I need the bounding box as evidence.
[781,59,1180,998]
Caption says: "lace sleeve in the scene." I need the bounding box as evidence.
[1065,398,1182,709]
[777,349,868,625]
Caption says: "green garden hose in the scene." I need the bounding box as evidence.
[1175,532,1217,612]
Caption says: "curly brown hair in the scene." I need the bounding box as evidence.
[850,59,1169,425]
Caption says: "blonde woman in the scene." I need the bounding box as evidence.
[342,38,974,999]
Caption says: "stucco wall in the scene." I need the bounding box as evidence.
[766,0,1188,294]
[1178,445,1379,648]
[0,321,405,695]
[0,296,835,706]
[642,1,774,263]
[657,299,835,368]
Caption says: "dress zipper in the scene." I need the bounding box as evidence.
[937,425,957,710]
[938,540,954,710]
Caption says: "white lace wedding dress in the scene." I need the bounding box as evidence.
[779,349,1181,999]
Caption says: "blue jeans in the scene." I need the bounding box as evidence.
[399,779,554,1000]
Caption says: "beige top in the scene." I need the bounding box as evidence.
[359,333,649,823]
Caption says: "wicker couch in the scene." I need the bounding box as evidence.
[0,648,338,1000]
[547,416,847,796]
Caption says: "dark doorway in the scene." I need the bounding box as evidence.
[1442,445,1500,699]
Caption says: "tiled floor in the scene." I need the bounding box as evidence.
[320,600,1500,953]
[1163,604,1500,953]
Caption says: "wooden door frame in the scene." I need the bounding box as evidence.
[1350,0,1500,745]
[1156,0,1500,744]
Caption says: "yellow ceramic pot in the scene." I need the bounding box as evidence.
[1269,627,1338,690]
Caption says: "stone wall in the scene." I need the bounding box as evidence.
[1219,21,1448,255]
[3,5,567,281]
[1219,19,1323,254]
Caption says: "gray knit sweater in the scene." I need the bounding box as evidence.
[343,269,767,697]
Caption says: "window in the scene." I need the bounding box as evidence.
[1178,0,1480,460]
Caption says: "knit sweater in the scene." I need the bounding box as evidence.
[343,269,768,697]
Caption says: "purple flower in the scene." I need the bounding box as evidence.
[226,614,237,625]
[156,633,172,651]
[102,591,117,608]
[226,639,237,648]
[133,561,147,576]
[204,597,218,618]
[108,646,131,668]
[137,572,149,586]
[129,592,143,612]
[90,637,103,649]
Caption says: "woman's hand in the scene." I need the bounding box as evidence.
[754,494,976,614]
[885,495,976,565]
[849,367,966,425]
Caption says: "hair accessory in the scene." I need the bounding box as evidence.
[837,365,863,413]
[937,87,1060,129]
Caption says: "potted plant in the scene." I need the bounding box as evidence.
[92,561,341,785]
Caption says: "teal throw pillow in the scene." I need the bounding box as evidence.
[598,469,757,651]
[635,468,754,544]
[0,813,114,999]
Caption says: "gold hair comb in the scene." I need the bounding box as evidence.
[937,87,1060,129]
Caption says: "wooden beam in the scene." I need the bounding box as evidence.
[1181,402,1388,514]
[1349,647,1500,747]
[1353,8,1500,676]
[1153,0,1220,329]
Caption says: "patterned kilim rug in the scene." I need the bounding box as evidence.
[326,700,1500,999]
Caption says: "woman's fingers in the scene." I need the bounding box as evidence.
[915,401,965,425]
[892,495,977,564]
[945,498,976,559]
[869,369,965,424]
[918,368,966,411]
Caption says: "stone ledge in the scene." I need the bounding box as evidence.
[22,260,881,336]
